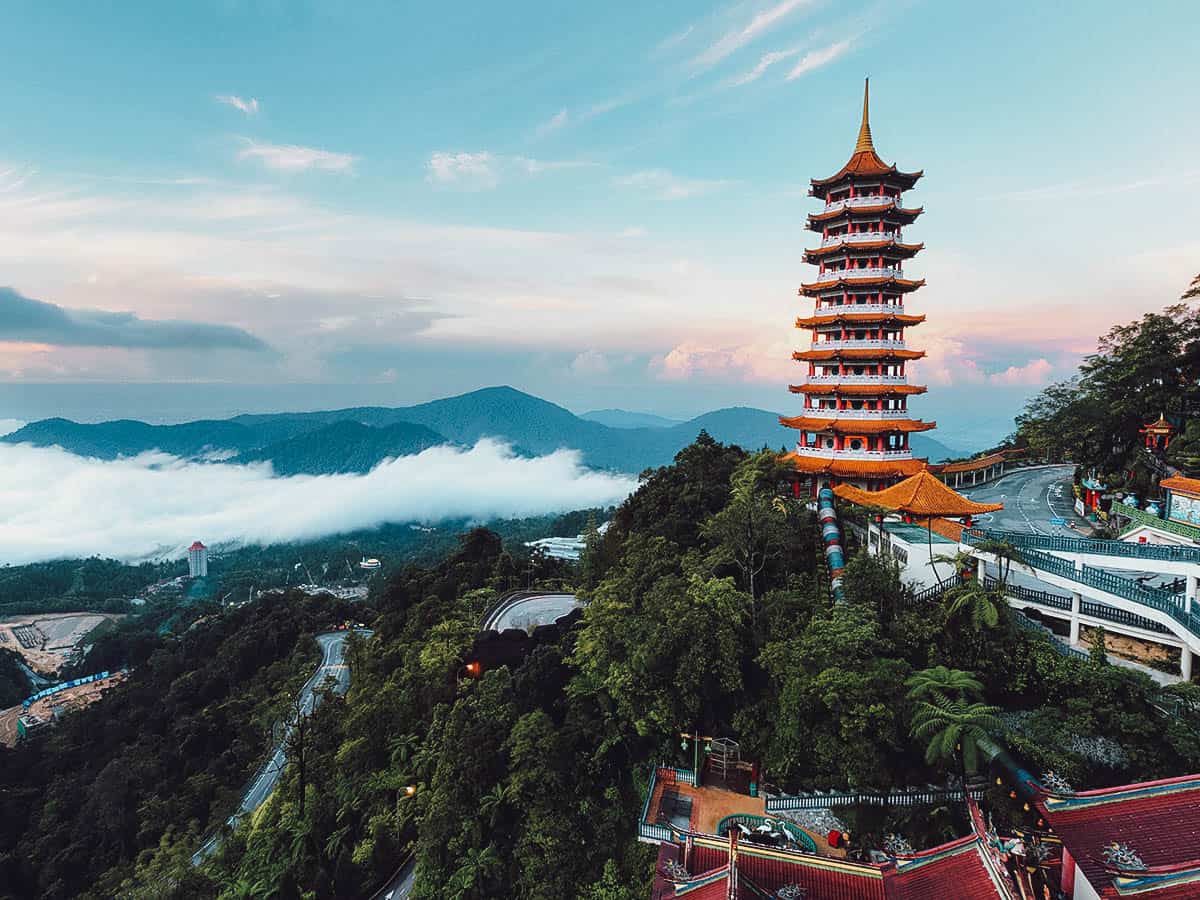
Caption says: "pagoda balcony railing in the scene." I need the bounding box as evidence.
[823,195,901,212]
[813,303,907,316]
[812,339,908,350]
[820,231,899,247]
[792,445,913,461]
[812,267,906,283]
[806,374,908,384]
[806,407,912,420]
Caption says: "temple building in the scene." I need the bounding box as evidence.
[783,80,934,496]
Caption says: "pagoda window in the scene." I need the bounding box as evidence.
[849,438,864,451]
[851,400,864,410]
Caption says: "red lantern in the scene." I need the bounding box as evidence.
[827,830,842,848]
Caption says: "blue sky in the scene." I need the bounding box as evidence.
[1,0,1198,444]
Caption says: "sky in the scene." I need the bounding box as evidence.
[2,0,1198,445]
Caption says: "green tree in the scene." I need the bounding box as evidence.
[910,695,1003,772]
[448,844,503,899]
[905,666,983,703]
[945,581,1001,632]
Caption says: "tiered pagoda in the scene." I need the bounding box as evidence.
[783,80,935,495]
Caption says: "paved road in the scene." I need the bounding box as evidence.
[192,629,367,865]
[373,857,415,900]
[962,465,1086,537]
[482,592,580,632]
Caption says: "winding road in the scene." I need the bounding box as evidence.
[480,591,581,632]
[962,465,1085,536]
[192,629,367,865]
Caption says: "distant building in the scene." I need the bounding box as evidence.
[187,541,209,578]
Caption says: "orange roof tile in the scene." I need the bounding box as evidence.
[803,240,924,260]
[807,204,924,226]
[800,275,926,292]
[794,312,926,328]
[932,451,1012,474]
[1161,475,1200,496]
[789,384,928,396]
[809,80,923,193]
[794,348,926,362]
[780,416,937,434]
[833,471,1004,517]
[782,452,929,479]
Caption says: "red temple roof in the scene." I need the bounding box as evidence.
[188,541,206,551]
[1039,774,1200,898]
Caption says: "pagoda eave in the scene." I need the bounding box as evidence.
[807,205,923,227]
[810,165,923,195]
[779,416,937,434]
[789,383,928,396]
[782,451,929,479]
[800,276,925,293]
[794,312,926,328]
[793,348,925,362]
[804,240,923,262]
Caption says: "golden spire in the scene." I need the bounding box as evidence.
[854,77,874,154]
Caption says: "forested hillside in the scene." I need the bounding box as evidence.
[0,594,357,899]
[53,432,1194,900]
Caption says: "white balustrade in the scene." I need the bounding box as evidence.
[804,408,912,420]
[792,445,914,461]
[811,303,908,316]
[822,195,904,213]
[809,267,906,283]
[811,339,908,350]
[803,374,908,384]
[820,231,899,247]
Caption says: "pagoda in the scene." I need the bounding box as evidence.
[783,79,935,495]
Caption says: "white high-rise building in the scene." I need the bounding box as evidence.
[187,541,209,578]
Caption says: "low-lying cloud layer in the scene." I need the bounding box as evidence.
[0,439,637,565]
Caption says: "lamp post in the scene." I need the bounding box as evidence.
[679,730,713,787]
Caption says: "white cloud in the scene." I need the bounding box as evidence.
[426,151,498,188]
[613,169,731,200]
[215,94,260,116]
[535,109,569,138]
[569,349,611,376]
[0,440,637,565]
[653,340,793,382]
[692,0,816,70]
[238,140,358,173]
[988,358,1055,386]
[785,38,853,80]
[728,47,802,86]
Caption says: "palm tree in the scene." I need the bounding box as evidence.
[910,695,1004,772]
[905,666,983,703]
[479,782,512,830]
[449,844,503,899]
[971,539,1023,589]
[218,878,274,900]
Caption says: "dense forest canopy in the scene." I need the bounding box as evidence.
[1015,279,1200,486]
[1,432,1192,899]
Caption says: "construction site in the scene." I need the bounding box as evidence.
[0,612,119,676]
[0,669,128,747]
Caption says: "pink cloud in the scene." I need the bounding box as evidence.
[988,358,1055,386]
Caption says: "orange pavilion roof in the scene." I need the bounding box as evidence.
[790,383,927,396]
[809,81,922,194]
[779,415,936,434]
[783,451,928,479]
[1161,475,1200,496]
[795,312,926,328]
[794,348,926,362]
[833,471,1004,517]
[931,450,1022,474]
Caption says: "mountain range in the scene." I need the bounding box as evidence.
[3,386,964,475]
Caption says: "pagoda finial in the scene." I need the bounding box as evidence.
[855,77,875,154]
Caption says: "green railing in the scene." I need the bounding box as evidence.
[966,526,1200,565]
[1010,547,1200,637]
[994,577,1170,634]
[638,765,696,844]
[766,786,981,811]
[1112,501,1200,544]
[714,815,817,852]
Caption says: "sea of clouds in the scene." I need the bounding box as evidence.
[0,439,638,565]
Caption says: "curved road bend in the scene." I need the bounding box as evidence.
[961,465,1084,537]
[192,629,369,865]
[373,857,415,900]
[481,592,580,632]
